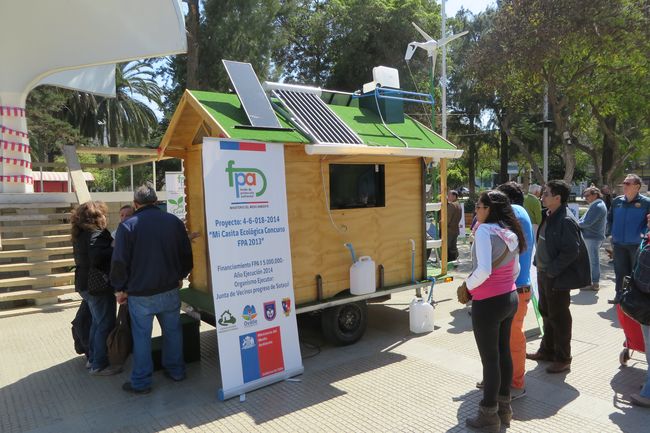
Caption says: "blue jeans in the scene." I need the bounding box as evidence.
[80,291,116,370]
[613,243,640,294]
[642,325,650,398]
[584,238,603,284]
[128,289,184,390]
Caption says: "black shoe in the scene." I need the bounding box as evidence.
[608,293,622,304]
[122,382,151,395]
[163,370,186,382]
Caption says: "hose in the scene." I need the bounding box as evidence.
[344,243,357,263]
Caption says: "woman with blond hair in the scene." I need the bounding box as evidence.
[71,201,121,376]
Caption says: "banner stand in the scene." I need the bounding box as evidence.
[202,138,304,400]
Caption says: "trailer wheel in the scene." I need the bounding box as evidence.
[321,301,368,346]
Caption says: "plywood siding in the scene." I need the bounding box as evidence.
[184,146,210,294]
[180,143,424,304]
[284,146,424,304]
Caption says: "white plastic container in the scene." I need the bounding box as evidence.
[409,297,434,333]
[350,256,376,295]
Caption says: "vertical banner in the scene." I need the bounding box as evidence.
[165,171,186,219]
[202,138,303,400]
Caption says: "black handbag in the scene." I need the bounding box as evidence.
[107,304,132,366]
[619,276,650,326]
[87,267,112,296]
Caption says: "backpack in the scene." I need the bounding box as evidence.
[71,300,91,355]
[633,236,650,294]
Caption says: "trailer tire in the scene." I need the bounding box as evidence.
[321,301,368,346]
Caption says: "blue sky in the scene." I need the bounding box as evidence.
[445,0,495,16]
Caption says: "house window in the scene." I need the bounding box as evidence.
[329,164,385,209]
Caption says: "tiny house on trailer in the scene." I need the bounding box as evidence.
[158,77,462,345]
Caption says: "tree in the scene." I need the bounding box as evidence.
[468,0,650,185]
[65,61,163,162]
[161,0,289,114]
[26,87,90,162]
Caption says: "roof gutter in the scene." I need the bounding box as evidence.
[304,144,464,160]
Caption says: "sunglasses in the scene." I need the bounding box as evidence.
[623,181,638,185]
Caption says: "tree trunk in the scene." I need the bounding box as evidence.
[185,0,200,89]
[499,128,509,184]
[601,115,616,183]
[468,141,476,197]
[500,114,544,185]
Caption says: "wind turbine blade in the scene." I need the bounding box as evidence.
[439,30,469,46]
[412,22,433,41]
[405,43,417,61]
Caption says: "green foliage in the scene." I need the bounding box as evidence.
[65,61,162,152]
[467,0,650,184]
[26,87,90,162]
[161,0,288,114]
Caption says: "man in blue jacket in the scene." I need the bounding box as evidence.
[111,185,193,394]
[607,174,650,304]
[579,187,607,290]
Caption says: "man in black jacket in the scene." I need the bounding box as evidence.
[111,185,193,394]
[526,180,591,374]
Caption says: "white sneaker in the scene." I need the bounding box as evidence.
[89,365,123,376]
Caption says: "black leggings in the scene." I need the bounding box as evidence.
[471,290,518,407]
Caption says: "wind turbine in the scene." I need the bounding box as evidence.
[405,22,467,82]
[405,22,467,135]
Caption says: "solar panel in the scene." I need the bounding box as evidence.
[222,60,282,129]
[272,89,363,145]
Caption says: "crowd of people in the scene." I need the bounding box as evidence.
[71,185,193,394]
[457,176,650,432]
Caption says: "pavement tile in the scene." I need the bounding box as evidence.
[1,244,650,432]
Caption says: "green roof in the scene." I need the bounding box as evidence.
[329,104,456,150]
[190,90,456,150]
[189,90,309,144]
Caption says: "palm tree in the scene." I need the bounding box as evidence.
[65,60,163,162]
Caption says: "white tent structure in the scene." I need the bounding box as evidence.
[0,0,187,192]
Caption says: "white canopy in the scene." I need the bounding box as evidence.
[0,0,186,96]
[0,0,187,192]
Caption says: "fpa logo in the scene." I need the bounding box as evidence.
[225,160,267,199]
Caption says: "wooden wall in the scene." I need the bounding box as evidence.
[184,145,211,293]
[283,146,424,305]
[177,142,424,304]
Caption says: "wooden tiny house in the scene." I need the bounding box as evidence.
[159,88,462,344]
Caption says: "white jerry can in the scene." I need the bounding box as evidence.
[350,256,376,295]
[409,297,434,333]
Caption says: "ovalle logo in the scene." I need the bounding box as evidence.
[242,304,258,327]
[225,160,267,199]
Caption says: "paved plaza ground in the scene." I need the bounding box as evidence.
[1,242,649,432]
